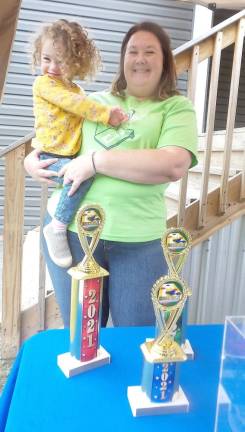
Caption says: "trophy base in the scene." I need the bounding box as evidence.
[181,339,194,360]
[57,346,110,378]
[127,385,189,417]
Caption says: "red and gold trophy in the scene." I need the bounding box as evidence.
[57,204,110,378]
[128,228,192,416]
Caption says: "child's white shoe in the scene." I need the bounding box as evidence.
[43,223,72,268]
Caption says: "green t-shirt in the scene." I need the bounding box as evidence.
[47,92,198,241]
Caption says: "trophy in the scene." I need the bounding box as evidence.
[128,227,192,416]
[57,204,110,378]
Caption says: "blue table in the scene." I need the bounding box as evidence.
[0,325,223,432]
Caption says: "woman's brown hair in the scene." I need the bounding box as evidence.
[111,21,179,100]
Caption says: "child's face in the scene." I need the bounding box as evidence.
[40,38,64,80]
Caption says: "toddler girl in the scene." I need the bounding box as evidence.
[29,19,127,267]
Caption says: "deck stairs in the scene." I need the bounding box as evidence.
[166,128,245,218]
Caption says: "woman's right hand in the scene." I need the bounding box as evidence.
[24,149,58,185]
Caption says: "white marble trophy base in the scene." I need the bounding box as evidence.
[127,385,189,417]
[182,339,194,360]
[57,346,110,378]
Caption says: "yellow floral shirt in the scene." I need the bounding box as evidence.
[32,75,111,156]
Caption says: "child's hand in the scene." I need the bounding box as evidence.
[108,107,128,127]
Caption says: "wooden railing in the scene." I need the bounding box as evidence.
[173,9,245,230]
[1,10,245,358]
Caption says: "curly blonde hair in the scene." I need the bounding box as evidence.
[31,19,101,80]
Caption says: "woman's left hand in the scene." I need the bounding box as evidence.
[58,154,94,196]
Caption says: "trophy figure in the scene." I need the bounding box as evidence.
[57,204,110,378]
[128,228,192,416]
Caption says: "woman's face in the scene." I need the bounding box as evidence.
[124,31,164,99]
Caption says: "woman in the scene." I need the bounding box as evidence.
[24,21,198,328]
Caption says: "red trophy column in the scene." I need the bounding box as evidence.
[81,277,101,361]
[57,204,110,378]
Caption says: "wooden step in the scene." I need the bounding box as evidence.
[165,183,199,218]
[197,127,245,170]
[165,162,240,218]
[188,165,238,190]
[190,166,238,176]
[197,147,244,170]
[198,127,245,150]
[166,183,199,202]
[165,164,237,203]
[167,172,244,246]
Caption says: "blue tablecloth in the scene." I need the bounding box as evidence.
[0,325,223,432]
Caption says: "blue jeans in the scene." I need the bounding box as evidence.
[40,153,94,225]
[41,213,168,327]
